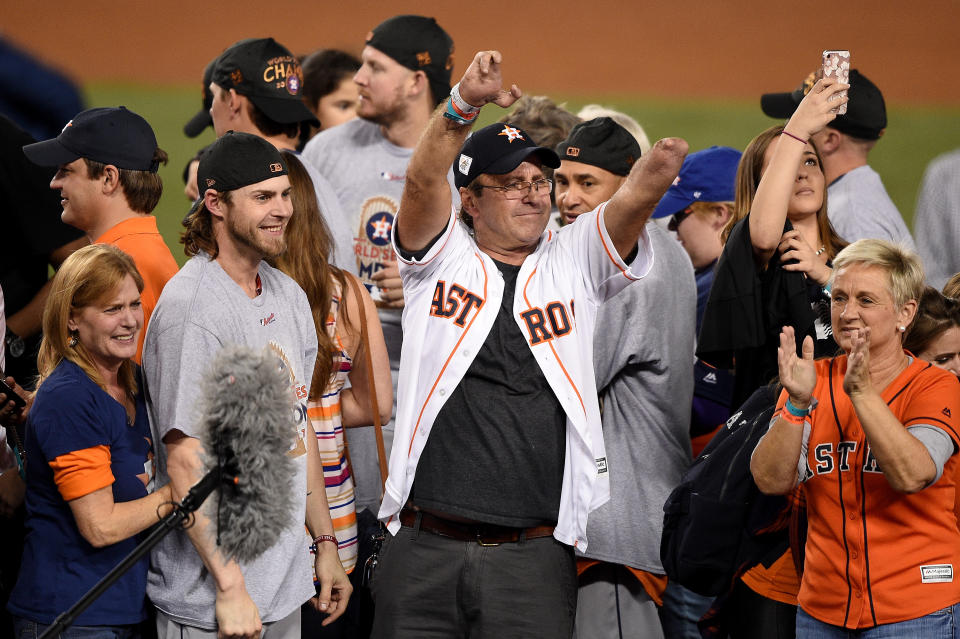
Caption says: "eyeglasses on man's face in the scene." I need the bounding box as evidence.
[476,178,554,200]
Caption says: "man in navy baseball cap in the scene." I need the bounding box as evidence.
[23,106,161,172]
[22,106,177,362]
[373,47,687,638]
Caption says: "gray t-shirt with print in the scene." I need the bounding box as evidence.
[142,253,318,629]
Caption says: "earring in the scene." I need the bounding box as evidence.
[897,325,906,333]
[68,332,79,347]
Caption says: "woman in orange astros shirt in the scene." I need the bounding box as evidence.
[752,240,960,637]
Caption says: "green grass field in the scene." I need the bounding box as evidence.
[87,83,960,265]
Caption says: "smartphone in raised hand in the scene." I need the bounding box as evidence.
[822,50,850,115]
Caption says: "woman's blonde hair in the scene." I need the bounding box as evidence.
[830,239,925,311]
[38,244,144,397]
[722,125,846,261]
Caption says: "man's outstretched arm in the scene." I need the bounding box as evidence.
[396,50,521,252]
[603,138,688,259]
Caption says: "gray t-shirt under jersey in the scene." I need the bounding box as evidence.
[142,254,318,628]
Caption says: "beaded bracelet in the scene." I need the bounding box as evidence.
[309,534,337,553]
[781,130,809,145]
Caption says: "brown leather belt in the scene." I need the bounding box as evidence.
[399,508,555,546]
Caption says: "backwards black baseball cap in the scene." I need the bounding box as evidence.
[760,68,887,140]
[454,122,560,189]
[365,15,454,106]
[556,117,641,176]
[212,38,319,126]
[23,106,160,171]
[187,131,288,221]
[184,55,219,138]
[196,131,288,195]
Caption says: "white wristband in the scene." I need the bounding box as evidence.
[450,83,481,116]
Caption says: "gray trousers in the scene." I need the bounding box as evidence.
[155,607,299,639]
[573,562,665,639]
[371,523,576,638]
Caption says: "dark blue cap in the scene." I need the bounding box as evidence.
[651,146,741,218]
[454,122,560,189]
[23,106,160,172]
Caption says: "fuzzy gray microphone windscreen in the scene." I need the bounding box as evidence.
[196,344,299,564]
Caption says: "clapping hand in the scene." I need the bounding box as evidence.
[842,326,874,398]
[778,326,817,409]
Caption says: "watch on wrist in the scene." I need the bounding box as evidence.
[5,328,25,359]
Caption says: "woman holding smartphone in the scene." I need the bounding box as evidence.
[699,78,850,409]
[698,78,848,638]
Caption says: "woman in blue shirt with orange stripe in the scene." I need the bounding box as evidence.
[7,244,172,638]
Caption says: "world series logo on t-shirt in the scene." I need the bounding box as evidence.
[356,195,399,302]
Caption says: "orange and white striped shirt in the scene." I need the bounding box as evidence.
[306,291,358,573]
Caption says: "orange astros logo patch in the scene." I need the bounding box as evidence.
[416,51,432,66]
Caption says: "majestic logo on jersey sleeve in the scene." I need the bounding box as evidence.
[430,280,484,328]
[520,300,574,345]
[921,564,954,583]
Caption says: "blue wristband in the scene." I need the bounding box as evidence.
[443,96,479,126]
[785,398,811,417]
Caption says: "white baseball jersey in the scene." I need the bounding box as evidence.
[379,202,653,551]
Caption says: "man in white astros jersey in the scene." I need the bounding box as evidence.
[370,50,688,637]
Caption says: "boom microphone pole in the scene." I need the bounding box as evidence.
[39,465,225,639]
[39,344,297,639]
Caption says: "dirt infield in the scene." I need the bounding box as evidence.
[4,0,960,103]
